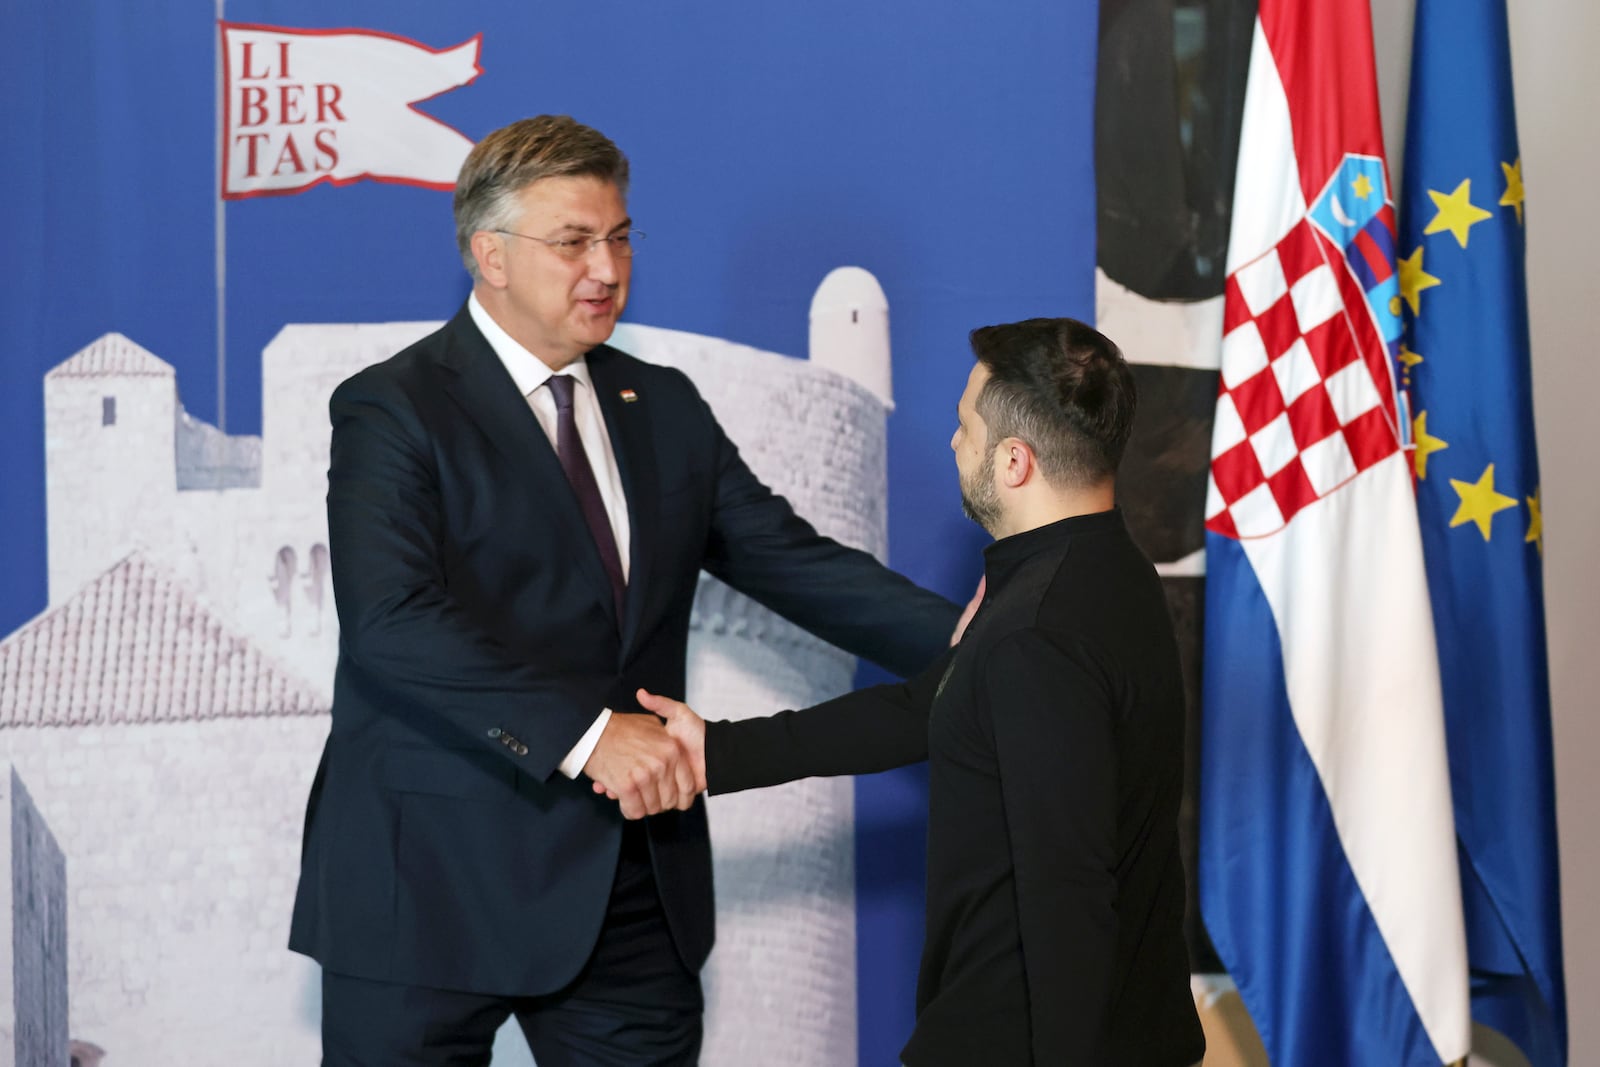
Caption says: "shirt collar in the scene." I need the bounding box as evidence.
[468,291,594,399]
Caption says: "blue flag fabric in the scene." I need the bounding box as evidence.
[1398,1,1567,1064]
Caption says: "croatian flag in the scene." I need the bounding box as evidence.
[1197,0,1471,1064]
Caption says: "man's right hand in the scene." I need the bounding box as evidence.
[582,712,698,820]
[637,689,706,794]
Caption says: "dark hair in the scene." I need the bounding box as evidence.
[453,115,630,279]
[969,317,1137,488]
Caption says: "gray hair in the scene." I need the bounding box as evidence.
[452,115,630,280]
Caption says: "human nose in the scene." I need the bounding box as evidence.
[585,238,622,283]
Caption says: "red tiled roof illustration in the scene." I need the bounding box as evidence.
[46,333,175,380]
[0,554,325,727]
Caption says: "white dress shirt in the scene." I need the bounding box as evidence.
[468,294,627,778]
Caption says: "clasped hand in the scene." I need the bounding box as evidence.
[584,689,707,820]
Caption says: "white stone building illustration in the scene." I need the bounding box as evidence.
[1,267,901,1066]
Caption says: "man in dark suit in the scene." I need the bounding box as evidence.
[644,319,1207,1065]
[288,114,960,1065]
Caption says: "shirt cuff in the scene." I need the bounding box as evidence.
[558,707,613,779]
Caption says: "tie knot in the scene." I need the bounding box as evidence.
[547,373,576,413]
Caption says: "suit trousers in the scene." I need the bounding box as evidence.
[321,822,703,1066]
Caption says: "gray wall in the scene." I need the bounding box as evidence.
[1510,2,1600,1060]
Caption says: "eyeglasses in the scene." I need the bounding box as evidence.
[494,229,644,261]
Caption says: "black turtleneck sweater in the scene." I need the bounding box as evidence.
[704,509,1204,1066]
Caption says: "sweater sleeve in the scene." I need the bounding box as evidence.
[985,628,1119,1065]
[704,648,955,795]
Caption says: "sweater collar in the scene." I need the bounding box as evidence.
[981,507,1125,591]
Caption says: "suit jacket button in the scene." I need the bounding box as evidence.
[515,743,529,756]
[487,727,502,739]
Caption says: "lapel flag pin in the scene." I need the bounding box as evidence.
[619,389,639,403]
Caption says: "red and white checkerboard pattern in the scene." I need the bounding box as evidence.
[1206,219,1401,539]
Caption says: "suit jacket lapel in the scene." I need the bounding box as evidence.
[587,345,658,655]
[438,306,621,628]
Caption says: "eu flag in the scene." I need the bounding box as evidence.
[1398,1,1567,1064]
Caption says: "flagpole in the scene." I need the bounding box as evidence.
[214,0,227,433]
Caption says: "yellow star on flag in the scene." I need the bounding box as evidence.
[1412,410,1448,480]
[1397,344,1424,370]
[1425,179,1494,248]
[1525,487,1543,556]
[1397,246,1442,317]
[1449,463,1518,541]
[1352,173,1375,200]
[1500,158,1525,224]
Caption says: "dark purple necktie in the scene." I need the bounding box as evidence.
[546,374,626,621]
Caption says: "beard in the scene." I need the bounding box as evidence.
[959,450,1002,536]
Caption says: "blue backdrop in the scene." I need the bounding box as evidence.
[0,2,1097,1060]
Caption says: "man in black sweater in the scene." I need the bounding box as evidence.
[629,318,1205,1065]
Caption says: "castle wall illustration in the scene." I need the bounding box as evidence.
[1,268,899,1065]
[2,769,68,1066]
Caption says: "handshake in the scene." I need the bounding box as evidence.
[583,689,708,820]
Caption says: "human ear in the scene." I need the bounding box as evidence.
[1000,439,1034,489]
[471,231,508,288]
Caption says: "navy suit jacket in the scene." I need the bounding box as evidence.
[288,304,959,996]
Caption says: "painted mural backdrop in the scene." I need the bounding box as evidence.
[0,2,1104,1064]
